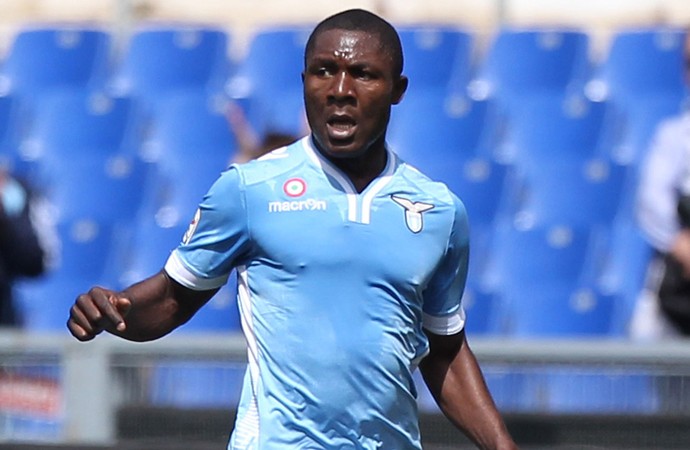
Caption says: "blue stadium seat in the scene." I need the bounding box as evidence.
[144,91,237,166]
[597,222,654,336]
[111,26,230,108]
[25,90,143,162]
[469,28,590,110]
[503,286,615,336]
[115,216,186,289]
[388,93,498,164]
[449,158,511,227]
[610,92,686,167]
[43,153,150,224]
[513,157,629,227]
[0,94,24,173]
[500,93,613,165]
[397,26,473,98]
[139,91,235,219]
[586,28,686,106]
[462,282,501,336]
[0,27,111,101]
[482,223,594,294]
[226,27,311,136]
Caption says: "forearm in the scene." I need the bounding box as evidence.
[420,333,517,450]
[114,271,212,342]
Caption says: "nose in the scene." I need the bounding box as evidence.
[330,71,354,100]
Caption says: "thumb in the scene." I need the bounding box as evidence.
[108,295,132,332]
[116,296,132,317]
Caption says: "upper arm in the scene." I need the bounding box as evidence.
[166,167,252,291]
[422,194,470,335]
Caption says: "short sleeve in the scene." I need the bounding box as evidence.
[164,167,251,291]
[421,194,469,335]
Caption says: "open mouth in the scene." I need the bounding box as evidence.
[326,115,357,141]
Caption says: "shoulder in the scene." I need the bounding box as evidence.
[395,160,465,212]
[393,160,469,238]
[231,137,309,187]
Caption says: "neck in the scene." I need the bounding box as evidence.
[316,141,388,193]
[338,150,388,193]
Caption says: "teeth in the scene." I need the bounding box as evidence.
[327,120,355,139]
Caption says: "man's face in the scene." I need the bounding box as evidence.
[303,28,407,159]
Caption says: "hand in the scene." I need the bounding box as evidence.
[67,286,132,341]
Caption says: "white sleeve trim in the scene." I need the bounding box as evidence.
[164,251,229,291]
[423,308,466,335]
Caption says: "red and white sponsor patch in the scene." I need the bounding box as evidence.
[283,178,307,197]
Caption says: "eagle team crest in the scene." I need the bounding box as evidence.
[391,195,435,233]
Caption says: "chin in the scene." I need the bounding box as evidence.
[324,142,368,159]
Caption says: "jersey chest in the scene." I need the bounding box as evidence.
[245,177,451,289]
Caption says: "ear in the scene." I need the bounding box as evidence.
[391,75,408,105]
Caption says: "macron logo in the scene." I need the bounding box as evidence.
[268,199,327,213]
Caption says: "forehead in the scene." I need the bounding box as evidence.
[309,28,388,61]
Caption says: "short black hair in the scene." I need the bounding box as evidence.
[304,9,404,77]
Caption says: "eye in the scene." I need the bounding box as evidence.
[352,67,376,81]
[310,61,337,78]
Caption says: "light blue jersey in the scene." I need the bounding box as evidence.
[164,136,469,450]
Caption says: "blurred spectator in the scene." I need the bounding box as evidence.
[632,32,690,338]
[225,101,301,163]
[0,168,51,326]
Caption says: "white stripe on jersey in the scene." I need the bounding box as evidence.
[233,265,261,448]
[303,138,398,224]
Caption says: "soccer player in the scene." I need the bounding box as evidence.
[67,9,518,450]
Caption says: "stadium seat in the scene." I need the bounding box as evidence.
[42,153,151,224]
[24,90,143,163]
[585,28,687,106]
[115,216,186,289]
[226,27,311,136]
[500,93,613,166]
[387,93,499,164]
[610,92,686,167]
[138,91,235,220]
[143,91,237,165]
[449,157,511,228]
[111,26,231,109]
[462,282,501,336]
[513,157,629,227]
[481,223,594,294]
[503,285,615,336]
[468,28,590,111]
[397,26,473,98]
[0,27,111,101]
[0,94,24,173]
[597,222,654,336]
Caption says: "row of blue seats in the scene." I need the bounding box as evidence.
[0,25,686,137]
